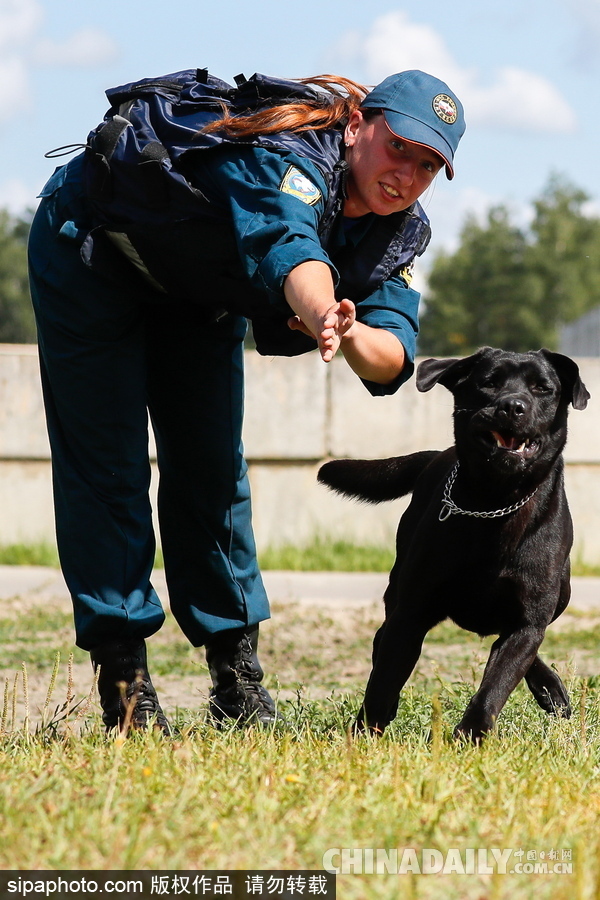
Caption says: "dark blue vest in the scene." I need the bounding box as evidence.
[81,69,431,354]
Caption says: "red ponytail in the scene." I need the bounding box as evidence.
[201,74,370,137]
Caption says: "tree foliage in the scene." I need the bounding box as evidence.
[0,209,36,343]
[528,175,600,324]
[419,176,600,355]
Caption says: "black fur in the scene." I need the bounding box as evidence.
[318,348,590,742]
[318,451,439,504]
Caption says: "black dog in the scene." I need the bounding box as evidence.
[318,348,590,742]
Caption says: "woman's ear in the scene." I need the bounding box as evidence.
[344,109,363,148]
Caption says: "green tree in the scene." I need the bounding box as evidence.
[527,174,600,325]
[419,176,600,355]
[0,208,36,343]
[419,206,546,355]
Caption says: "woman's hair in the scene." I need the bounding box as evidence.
[201,75,371,137]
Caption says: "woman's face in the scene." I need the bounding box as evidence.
[343,110,444,218]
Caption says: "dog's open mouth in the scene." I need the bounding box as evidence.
[489,430,540,459]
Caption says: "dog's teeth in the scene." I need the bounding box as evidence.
[517,442,526,453]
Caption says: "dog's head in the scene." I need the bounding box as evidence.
[417,348,590,477]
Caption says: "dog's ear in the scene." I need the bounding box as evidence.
[539,349,590,410]
[417,351,486,393]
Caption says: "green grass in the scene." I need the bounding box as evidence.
[3,594,600,897]
[0,536,598,894]
[0,539,395,572]
[258,538,395,572]
[260,539,600,574]
[0,608,84,670]
[2,679,600,898]
[571,559,600,577]
[0,539,599,575]
[0,542,60,566]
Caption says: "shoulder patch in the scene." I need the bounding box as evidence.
[279,166,322,205]
[399,261,415,285]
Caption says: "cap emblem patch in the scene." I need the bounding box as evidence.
[432,94,457,124]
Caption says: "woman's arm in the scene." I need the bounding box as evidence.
[339,318,405,385]
[284,261,348,362]
[284,260,405,384]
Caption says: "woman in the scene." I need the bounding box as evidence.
[28,67,465,733]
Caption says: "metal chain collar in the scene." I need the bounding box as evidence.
[439,462,539,522]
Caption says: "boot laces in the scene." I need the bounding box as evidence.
[125,677,170,731]
[128,678,160,712]
[240,682,276,715]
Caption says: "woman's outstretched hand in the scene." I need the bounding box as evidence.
[288,298,356,362]
[284,260,404,383]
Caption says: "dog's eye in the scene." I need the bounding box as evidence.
[531,382,553,394]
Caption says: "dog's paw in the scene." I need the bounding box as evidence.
[453,724,485,745]
[537,692,572,718]
[453,713,494,745]
[528,681,571,717]
[548,697,571,719]
[352,716,386,737]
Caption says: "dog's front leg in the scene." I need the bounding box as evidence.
[356,608,439,735]
[454,626,545,743]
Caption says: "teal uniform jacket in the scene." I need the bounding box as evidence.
[27,135,425,651]
[79,139,423,394]
[182,144,422,395]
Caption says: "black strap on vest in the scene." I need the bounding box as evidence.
[139,142,171,209]
[86,114,131,201]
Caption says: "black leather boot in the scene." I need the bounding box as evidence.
[90,638,171,735]
[206,625,279,726]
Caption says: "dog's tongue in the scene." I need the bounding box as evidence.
[491,430,520,451]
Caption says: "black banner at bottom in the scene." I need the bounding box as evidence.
[0,872,335,900]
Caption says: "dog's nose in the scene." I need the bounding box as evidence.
[498,396,527,419]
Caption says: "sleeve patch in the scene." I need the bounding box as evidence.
[399,261,415,285]
[279,166,322,205]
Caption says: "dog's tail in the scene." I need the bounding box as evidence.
[318,450,439,503]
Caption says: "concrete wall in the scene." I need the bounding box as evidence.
[2,344,599,564]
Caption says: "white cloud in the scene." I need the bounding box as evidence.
[0,0,42,49]
[357,11,457,83]
[0,0,42,121]
[419,184,502,257]
[565,0,600,67]
[0,55,31,121]
[567,0,600,26]
[413,183,536,265]
[33,27,118,67]
[413,185,510,299]
[0,176,39,214]
[460,67,576,134]
[583,198,600,218]
[0,0,119,125]
[327,11,577,135]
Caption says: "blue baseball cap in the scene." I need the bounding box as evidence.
[362,70,465,179]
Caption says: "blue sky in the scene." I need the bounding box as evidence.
[1,0,598,276]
